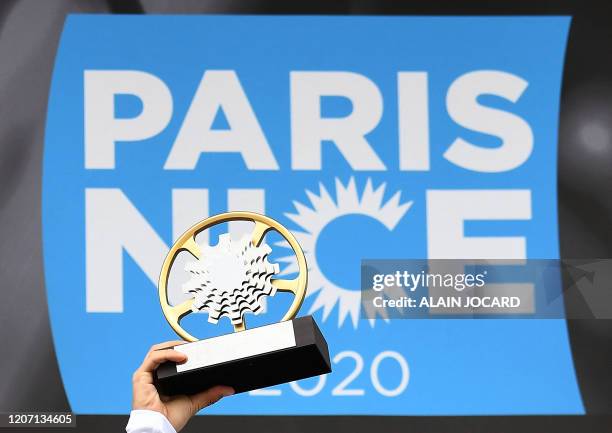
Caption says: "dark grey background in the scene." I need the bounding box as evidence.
[0,0,611,431]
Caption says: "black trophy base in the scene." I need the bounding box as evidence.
[154,316,331,396]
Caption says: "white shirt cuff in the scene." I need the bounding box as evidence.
[126,409,177,433]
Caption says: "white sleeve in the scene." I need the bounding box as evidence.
[126,409,177,433]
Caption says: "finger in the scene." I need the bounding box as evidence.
[138,349,187,373]
[189,386,235,412]
[148,340,187,354]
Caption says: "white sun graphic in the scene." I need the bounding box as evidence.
[277,177,413,328]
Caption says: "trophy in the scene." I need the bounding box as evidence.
[154,211,331,395]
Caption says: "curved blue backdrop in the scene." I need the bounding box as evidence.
[42,15,581,414]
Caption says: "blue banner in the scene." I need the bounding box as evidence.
[43,15,582,414]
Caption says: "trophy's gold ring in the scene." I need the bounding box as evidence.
[158,211,308,342]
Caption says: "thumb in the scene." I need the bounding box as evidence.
[190,385,235,413]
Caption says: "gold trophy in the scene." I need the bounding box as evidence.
[154,211,331,395]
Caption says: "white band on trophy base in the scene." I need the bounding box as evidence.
[175,320,296,372]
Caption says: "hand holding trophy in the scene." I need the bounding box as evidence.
[154,211,331,396]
